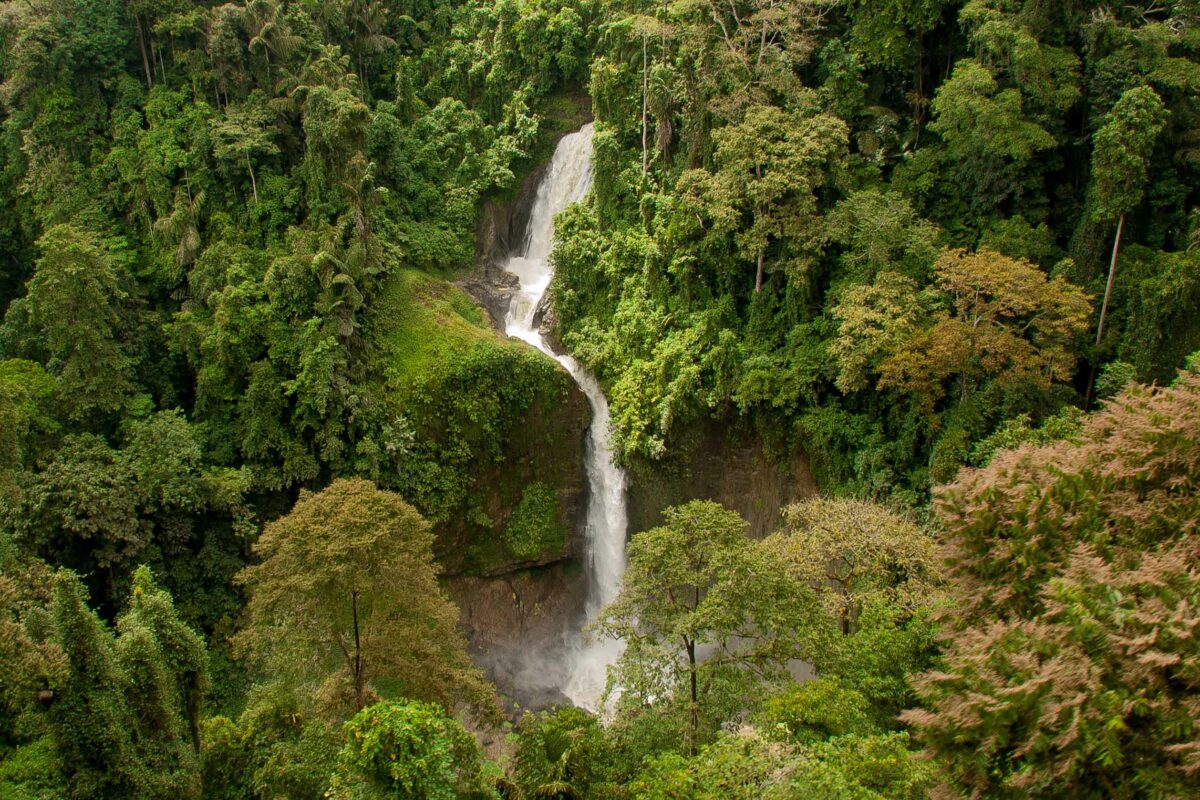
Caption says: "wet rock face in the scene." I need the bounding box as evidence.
[446,564,586,717]
[431,385,590,579]
[461,161,551,331]
[626,421,819,540]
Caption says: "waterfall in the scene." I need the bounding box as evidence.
[503,123,626,709]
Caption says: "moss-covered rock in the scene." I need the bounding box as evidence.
[502,481,568,560]
[370,270,588,576]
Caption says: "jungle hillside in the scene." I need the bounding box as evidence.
[3,1,1200,799]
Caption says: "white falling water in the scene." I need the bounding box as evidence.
[503,123,627,709]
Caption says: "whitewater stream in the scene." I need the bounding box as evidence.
[502,123,627,709]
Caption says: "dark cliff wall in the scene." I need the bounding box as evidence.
[626,420,819,540]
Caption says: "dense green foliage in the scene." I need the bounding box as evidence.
[502,481,569,560]
[551,0,1200,500]
[331,700,493,800]
[2,0,1199,798]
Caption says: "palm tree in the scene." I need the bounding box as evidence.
[153,186,206,279]
[345,0,395,98]
[243,0,302,83]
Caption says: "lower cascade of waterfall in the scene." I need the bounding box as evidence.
[502,122,627,710]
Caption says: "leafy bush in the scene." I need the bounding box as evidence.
[331,700,492,800]
[503,481,567,559]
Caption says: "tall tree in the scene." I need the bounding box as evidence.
[47,571,139,800]
[119,565,209,753]
[211,93,278,204]
[12,225,133,419]
[766,497,937,637]
[235,478,497,719]
[680,104,848,293]
[595,500,816,755]
[1087,86,1169,348]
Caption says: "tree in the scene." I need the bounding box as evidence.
[1088,86,1169,348]
[766,498,937,637]
[212,94,279,204]
[925,59,1058,223]
[629,725,934,800]
[119,565,209,753]
[0,359,57,501]
[871,248,1091,414]
[42,567,208,800]
[829,272,925,395]
[47,571,139,800]
[825,189,940,282]
[595,500,816,755]
[680,105,847,293]
[235,478,497,719]
[13,434,145,576]
[152,186,205,274]
[765,498,941,721]
[114,613,200,800]
[329,700,492,800]
[903,370,1200,798]
[512,707,612,799]
[15,225,133,419]
[243,0,303,83]
[0,543,63,747]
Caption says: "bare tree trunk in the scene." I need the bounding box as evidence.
[1095,213,1125,347]
[156,43,167,85]
[1086,213,1126,406]
[246,155,259,204]
[352,591,365,710]
[755,247,764,293]
[687,636,698,757]
[642,34,649,177]
[136,16,153,89]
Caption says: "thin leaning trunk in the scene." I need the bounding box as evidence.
[687,636,698,757]
[352,590,365,710]
[246,155,259,204]
[1095,213,1125,346]
[136,16,153,89]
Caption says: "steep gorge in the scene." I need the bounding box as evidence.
[448,121,818,711]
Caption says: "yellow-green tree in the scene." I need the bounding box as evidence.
[595,500,817,755]
[767,497,937,637]
[834,248,1091,414]
[235,478,497,720]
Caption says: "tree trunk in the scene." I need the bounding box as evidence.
[247,155,259,204]
[352,591,365,710]
[642,34,649,177]
[155,43,166,85]
[687,636,698,757]
[755,246,765,293]
[136,16,153,89]
[1095,213,1125,347]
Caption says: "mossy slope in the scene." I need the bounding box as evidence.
[371,270,587,575]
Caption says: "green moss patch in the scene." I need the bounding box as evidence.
[503,481,568,559]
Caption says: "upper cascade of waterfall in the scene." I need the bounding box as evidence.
[505,123,594,339]
[501,122,627,711]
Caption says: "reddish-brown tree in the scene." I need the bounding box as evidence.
[904,370,1200,798]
